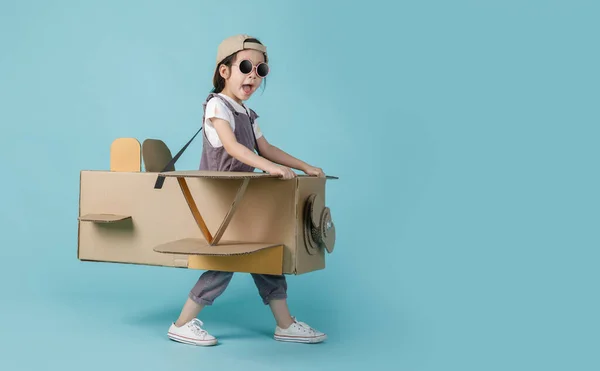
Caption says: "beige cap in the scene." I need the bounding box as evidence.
[216,34,268,66]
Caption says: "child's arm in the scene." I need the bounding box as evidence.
[257,136,325,177]
[212,118,296,179]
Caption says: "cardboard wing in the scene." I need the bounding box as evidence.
[77,138,338,275]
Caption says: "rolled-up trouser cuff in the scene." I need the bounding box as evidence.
[251,273,288,305]
[188,270,234,306]
[262,293,288,305]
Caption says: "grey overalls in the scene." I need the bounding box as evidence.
[189,93,288,306]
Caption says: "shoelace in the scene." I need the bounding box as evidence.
[293,318,316,334]
[188,318,208,337]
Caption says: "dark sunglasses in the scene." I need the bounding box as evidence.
[236,59,269,78]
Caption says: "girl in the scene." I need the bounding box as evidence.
[166,34,327,346]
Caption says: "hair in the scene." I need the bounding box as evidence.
[212,38,268,93]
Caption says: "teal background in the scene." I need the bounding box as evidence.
[1,0,598,370]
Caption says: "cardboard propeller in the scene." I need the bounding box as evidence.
[303,193,336,255]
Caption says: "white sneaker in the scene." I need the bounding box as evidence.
[167,318,217,346]
[274,317,327,344]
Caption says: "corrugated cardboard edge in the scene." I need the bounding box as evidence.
[77,170,82,261]
[78,257,189,269]
[79,213,132,223]
[293,178,299,274]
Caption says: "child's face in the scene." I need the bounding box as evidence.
[221,49,267,102]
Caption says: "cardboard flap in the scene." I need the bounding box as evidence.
[298,175,339,180]
[79,213,131,223]
[159,170,278,179]
[153,238,282,256]
[160,170,339,180]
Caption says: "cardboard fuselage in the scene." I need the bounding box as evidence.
[77,170,335,275]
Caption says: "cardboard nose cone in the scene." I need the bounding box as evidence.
[303,194,336,255]
[320,207,335,254]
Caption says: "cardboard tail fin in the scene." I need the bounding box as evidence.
[110,138,141,172]
[142,139,175,172]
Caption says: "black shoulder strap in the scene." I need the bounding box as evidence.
[153,93,218,189]
[242,106,262,157]
[243,106,266,174]
[153,124,203,189]
[153,94,267,189]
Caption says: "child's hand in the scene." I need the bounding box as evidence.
[303,165,325,178]
[267,164,297,179]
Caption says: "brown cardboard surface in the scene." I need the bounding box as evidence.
[78,171,197,268]
[209,177,249,245]
[78,171,303,273]
[176,177,215,245]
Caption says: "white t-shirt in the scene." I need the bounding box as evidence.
[203,93,263,147]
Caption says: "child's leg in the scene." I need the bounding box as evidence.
[251,273,327,344]
[250,273,293,326]
[174,298,204,327]
[268,298,294,328]
[179,270,235,322]
[168,270,234,346]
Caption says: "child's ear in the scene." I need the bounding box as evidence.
[219,65,230,79]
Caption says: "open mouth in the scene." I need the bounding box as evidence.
[242,84,254,94]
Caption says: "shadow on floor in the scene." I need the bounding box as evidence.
[118,292,285,341]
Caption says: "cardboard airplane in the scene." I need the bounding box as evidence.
[77,137,337,275]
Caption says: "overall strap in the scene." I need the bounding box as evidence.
[211,93,238,116]
[242,105,264,160]
[211,94,263,158]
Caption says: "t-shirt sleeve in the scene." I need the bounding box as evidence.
[249,109,263,139]
[253,120,263,139]
[204,97,235,148]
[205,98,233,129]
